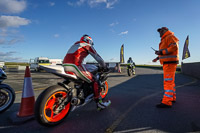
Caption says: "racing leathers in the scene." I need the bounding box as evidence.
[127,58,135,72]
[63,40,107,100]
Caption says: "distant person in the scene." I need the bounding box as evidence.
[127,57,136,71]
[63,34,111,110]
[127,57,135,66]
[152,27,179,108]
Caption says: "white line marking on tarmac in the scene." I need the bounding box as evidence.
[113,127,154,133]
[0,125,16,129]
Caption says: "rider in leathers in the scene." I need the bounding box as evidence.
[63,34,111,110]
[127,57,135,73]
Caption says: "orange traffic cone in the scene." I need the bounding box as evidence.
[18,66,35,117]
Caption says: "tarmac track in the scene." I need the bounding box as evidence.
[0,68,200,133]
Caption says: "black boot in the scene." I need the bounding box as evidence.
[156,103,171,108]
[161,99,176,103]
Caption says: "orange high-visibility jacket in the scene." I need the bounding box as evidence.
[159,30,179,65]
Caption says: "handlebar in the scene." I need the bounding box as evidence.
[97,66,110,73]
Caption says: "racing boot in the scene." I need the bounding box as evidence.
[97,99,111,111]
[156,103,172,108]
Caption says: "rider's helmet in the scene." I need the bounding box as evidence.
[129,57,132,60]
[80,34,94,45]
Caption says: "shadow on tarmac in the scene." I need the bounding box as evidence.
[0,72,200,133]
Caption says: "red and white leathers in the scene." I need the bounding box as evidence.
[63,40,107,99]
[158,30,179,106]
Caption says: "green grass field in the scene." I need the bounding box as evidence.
[5,62,29,66]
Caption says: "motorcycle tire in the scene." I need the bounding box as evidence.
[100,80,109,99]
[132,69,136,75]
[127,68,132,76]
[35,85,71,127]
[0,85,15,113]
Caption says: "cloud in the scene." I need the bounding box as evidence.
[0,0,27,14]
[8,38,21,44]
[54,34,59,38]
[0,37,23,45]
[67,0,85,6]
[0,38,6,44]
[88,0,118,8]
[0,51,27,62]
[133,18,137,22]
[68,0,118,8]
[49,2,55,6]
[0,29,19,38]
[109,21,119,27]
[119,30,128,35]
[0,29,7,37]
[77,0,86,6]
[0,1,29,47]
[88,0,106,7]
[0,28,23,45]
[0,15,31,28]
[105,0,118,8]
[67,2,74,6]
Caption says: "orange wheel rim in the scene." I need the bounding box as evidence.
[100,81,108,99]
[43,91,70,122]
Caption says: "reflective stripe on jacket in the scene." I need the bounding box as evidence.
[159,30,179,65]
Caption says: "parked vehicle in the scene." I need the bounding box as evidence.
[127,63,136,76]
[49,59,63,65]
[0,68,15,113]
[0,61,5,69]
[35,65,109,126]
[30,57,51,72]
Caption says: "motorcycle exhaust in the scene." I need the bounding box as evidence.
[71,97,80,106]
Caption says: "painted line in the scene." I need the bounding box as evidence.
[105,77,198,133]
[0,125,16,129]
[113,127,152,133]
[15,87,46,94]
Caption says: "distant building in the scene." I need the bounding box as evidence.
[0,61,5,69]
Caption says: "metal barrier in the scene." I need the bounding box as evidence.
[181,62,200,79]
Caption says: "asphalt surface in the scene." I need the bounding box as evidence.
[0,68,200,133]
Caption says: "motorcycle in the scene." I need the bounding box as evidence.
[35,65,110,126]
[0,68,15,113]
[127,63,136,76]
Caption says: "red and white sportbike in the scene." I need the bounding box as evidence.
[34,65,109,126]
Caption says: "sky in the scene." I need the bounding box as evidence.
[0,0,200,65]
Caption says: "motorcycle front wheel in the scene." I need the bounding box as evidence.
[127,68,132,76]
[0,86,15,113]
[35,85,71,127]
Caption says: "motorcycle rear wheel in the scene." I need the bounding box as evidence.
[100,80,109,99]
[35,85,71,126]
